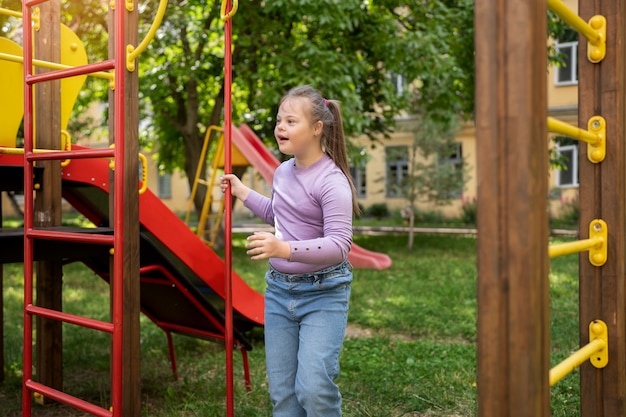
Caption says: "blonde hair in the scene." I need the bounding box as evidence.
[280,85,361,216]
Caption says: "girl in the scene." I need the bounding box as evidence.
[221,84,359,417]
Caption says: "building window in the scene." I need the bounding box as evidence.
[385,146,408,197]
[554,29,578,86]
[438,142,464,198]
[389,73,407,96]
[556,144,579,187]
[350,163,367,198]
[158,173,172,199]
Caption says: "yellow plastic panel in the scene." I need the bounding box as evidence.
[0,37,24,147]
[60,24,88,133]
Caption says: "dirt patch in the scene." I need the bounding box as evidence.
[345,323,374,339]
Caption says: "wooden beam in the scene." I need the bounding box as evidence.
[108,3,141,415]
[33,0,64,400]
[474,0,551,416]
[578,1,626,416]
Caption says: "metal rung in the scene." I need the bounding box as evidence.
[25,60,114,85]
[25,380,112,417]
[549,320,608,386]
[26,229,115,245]
[26,147,115,162]
[26,304,114,333]
[548,219,607,266]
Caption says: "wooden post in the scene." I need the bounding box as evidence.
[108,3,141,415]
[474,1,551,416]
[578,1,626,416]
[34,0,64,399]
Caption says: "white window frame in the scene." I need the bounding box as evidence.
[350,163,367,199]
[158,172,172,199]
[438,142,464,198]
[556,144,579,187]
[554,40,578,86]
[389,73,406,96]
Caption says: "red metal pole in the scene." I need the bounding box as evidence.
[111,0,126,413]
[21,2,34,415]
[223,1,235,416]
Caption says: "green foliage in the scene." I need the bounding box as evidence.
[402,113,469,211]
[552,195,579,228]
[461,195,477,225]
[365,203,390,220]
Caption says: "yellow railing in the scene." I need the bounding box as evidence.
[549,219,607,266]
[220,0,239,20]
[547,0,606,63]
[548,116,605,163]
[126,0,168,71]
[550,320,608,386]
[184,126,226,246]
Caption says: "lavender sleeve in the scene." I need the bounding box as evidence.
[242,157,353,273]
[286,179,353,265]
[243,190,274,225]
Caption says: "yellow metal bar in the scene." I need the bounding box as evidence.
[549,219,607,266]
[184,126,224,232]
[0,7,22,18]
[0,147,65,155]
[550,320,608,386]
[549,237,600,258]
[548,116,605,163]
[547,0,606,63]
[138,153,148,195]
[548,116,600,145]
[221,0,239,20]
[126,0,168,71]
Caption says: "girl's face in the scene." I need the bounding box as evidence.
[274,97,323,167]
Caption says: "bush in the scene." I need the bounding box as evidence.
[366,203,390,220]
[554,195,579,227]
[461,196,477,225]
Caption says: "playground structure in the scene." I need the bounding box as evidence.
[0,1,391,416]
[476,0,626,416]
[9,0,626,415]
[0,1,257,416]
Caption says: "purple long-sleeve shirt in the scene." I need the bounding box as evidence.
[243,154,353,274]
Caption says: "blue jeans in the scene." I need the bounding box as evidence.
[264,260,352,417]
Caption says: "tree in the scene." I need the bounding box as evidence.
[404,113,468,249]
[2,0,477,216]
[136,0,477,215]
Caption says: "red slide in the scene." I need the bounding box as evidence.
[60,148,264,326]
[234,123,392,270]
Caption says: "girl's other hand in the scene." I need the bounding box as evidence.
[245,231,291,260]
[220,174,250,200]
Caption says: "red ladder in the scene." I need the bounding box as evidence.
[21,1,132,416]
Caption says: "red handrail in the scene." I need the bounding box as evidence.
[223,1,235,416]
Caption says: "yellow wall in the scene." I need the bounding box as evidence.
[350,117,477,218]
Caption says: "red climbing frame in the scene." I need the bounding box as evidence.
[21,1,129,416]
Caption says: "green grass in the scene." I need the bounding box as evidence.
[0,233,580,416]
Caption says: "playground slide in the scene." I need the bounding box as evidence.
[234,123,392,270]
[59,147,264,327]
